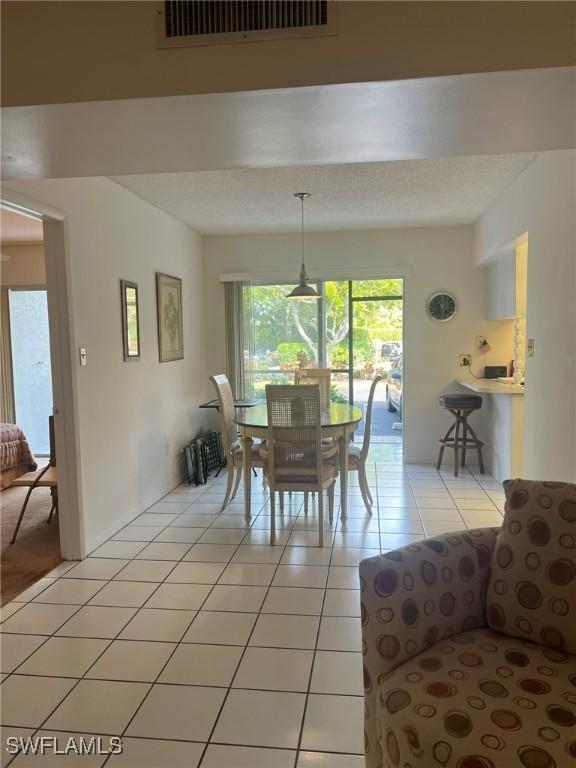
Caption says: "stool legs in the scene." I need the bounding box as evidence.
[437,408,485,476]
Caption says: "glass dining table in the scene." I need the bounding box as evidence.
[235,402,363,523]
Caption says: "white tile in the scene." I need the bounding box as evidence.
[89,541,147,559]
[262,587,324,616]
[298,753,365,768]
[119,608,195,642]
[219,562,276,586]
[45,679,150,734]
[11,578,58,602]
[0,602,24,622]
[456,498,498,510]
[0,603,79,635]
[377,507,421,519]
[380,534,422,550]
[330,549,379,567]
[243,529,291,546]
[89,581,159,608]
[202,745,294,768]
[184,543,237,562]
[56,606,137,639]
[272,565,328,589]
[249,614,319,650]
[379,519,424,534]
[147,501,193,514]
[202,585,267,613]
[165,561,225,583]
[1,634,47,673]
[280,548,332,566]
[86,640,175,682]
[336,518,379,533]
[424,521,465,537]
[175,514,218,527]
[133,512,179,526]
[135,542,192,560]
[1,675,76,727]
[416,498,457,509]
[0,727,34,768]
[301,694,364,754]
[232,545,284,564]
[461,510,504,524]
[107,738,203,768]
[210,514,251,529]
[113,560,176,582]
[126,684,225,741]
[178,502,222,515]
[33,579,107,605]
[327,567,360,590]
[113,526,165,541]
[311,651,363,695]
[154,527,203,544]
[199,529,247,545]
[144,583,211,610]
[44,562,79,577]
[17,637,109,677]
[317,617,362,652]
[63,559,128,580]
[213,689,306,749]
[182,611,257,646]
[287,531,332,548]
[233,647,313,692]
[159,643,242,686]
[418,507,463,521]
[322,590,361,617]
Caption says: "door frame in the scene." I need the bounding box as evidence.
[1,193,85,560]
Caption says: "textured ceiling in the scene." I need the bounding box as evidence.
[111,154,535,234]
[0,207,43,242]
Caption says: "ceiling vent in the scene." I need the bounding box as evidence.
[156,1,337,47]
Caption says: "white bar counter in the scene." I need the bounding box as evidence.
[457,378,525,482]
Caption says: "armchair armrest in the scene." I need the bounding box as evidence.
[359,527,498,768]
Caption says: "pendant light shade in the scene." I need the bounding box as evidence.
[287,192,320,300]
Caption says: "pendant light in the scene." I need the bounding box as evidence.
[287,192,320,300]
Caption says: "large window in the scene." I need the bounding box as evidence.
[242,278,403,443]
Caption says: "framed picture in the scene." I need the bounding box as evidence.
[120,280,141,362]
[156,272,183,362]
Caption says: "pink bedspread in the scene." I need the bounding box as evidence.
[0,423,37,473]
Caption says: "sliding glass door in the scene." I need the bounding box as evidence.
[242,278,403,445]
[8,289,53,455]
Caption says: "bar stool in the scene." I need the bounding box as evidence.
[436,394,485,476]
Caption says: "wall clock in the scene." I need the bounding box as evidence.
[427,292,456,322]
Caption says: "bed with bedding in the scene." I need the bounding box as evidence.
[0,423,37,488]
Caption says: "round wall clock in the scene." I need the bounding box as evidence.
[427,292,456,322]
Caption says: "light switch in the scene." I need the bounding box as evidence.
[79,347,87,366]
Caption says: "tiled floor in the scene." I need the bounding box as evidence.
[0,453,503,767]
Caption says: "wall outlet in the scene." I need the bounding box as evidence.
[459,354,472,367]
[476,335,486,348]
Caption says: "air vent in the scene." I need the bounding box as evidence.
[157,1,337,47]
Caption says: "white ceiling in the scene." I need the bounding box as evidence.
[1,67,573,180]
[111,154,535,234]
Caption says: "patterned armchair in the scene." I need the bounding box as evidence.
[360,479,576,768]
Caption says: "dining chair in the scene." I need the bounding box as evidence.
[262,384,338,546]
[210,374,264,511]
[10,415,58,544]
[348,375,382,512]
[294,368,332,411]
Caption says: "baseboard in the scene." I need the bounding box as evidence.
[84,471,184,556]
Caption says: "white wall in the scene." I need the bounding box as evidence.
[474,150,576,482]
[4,178,210,552]
[0,243,46,286]
[203,226,513,465]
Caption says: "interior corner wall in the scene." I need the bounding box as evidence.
[202,226,511,466]
[474,150,576,482]
[3,178,211,552]
[0,243,46,285]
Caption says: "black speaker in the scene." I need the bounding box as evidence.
[484,365,508,379]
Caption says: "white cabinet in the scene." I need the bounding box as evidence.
[484,249,517,319]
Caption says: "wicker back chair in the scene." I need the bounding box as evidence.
[294,368,332,411]
[210,374,263,511]
[264,384,337,546]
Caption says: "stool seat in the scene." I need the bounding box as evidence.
[439,394,482,410]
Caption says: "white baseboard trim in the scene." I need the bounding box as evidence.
[84,472,183,556]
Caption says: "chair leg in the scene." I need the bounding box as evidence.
[359,466,373,515]
[453,410,461,477]
[328,484,334,525]
[230,466,243,502]
[10,486,35,544]
[318,488,324,548]
[47,501,56,523]
[436,422,456,470]
[269,489,276,544]
[461,412,468,468]
[280,491,285,514]
[304,492,309,515]
[221,463,236,511]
